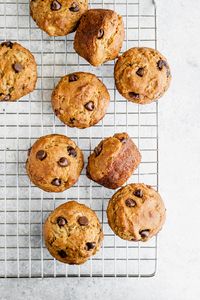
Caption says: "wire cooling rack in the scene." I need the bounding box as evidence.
[0,0,158,278]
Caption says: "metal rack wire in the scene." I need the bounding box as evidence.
[0,0,158,278]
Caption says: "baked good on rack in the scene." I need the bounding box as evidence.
[107,183,166,242]
[44,201,103,264]
[114,47,171,104]
[30,0,88,36]
[0,41,37,101]
[26,134,84,192]
[74,9,124,66]
[86,133,141,189]
[52,72,110,129]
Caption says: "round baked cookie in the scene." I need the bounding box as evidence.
[74,9,124,66]
[30,0,88,36]
[44,201,103,264]
[26,134,84,192]
[114,47,171,104]
[0,41,37,101]
[52,72,110,129]
[86,133,141,189]
[107,183,166,242]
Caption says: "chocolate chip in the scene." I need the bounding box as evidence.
[97,29,104,39]
[129,92,140,99]
[125,199,136,207]
[69,2,79,12]
[2,95,11,101]
[136,67,144,77]
[157,59,167,70]
[58,157,68,167]
[139,229,150,239]
[69,74,78,82]
[54,109,60,116]
[36,150,47,161]
[57,217,67,227]
[69,117,75,124]
[84,101,95,111]
[1,41,13,48]
[58,250,67,258]
[51,178,61,186]
[134,189,143,198]
[94,143,102,157]
[27,147,32,156]
[78,216,89,226]
[118,137,127,144]
[67,146,77,157]
[12,63,23,73]
[50,0,61,11]
[86,242,95,250]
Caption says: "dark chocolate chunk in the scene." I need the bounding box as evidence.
[57,217,67,227]
[86,242,96,250]
[12,63,23,73]
[50,0,61,11]
[157,59,167,70]
[134,189,143,198]
[1,41,13,48]
[58,157,69,167]
[36,150,47,161]
[51,178,61,186]
[94,143,102,157]
[129,92,140,99]
[67,146,77,157]
[58,250,67,258]
[84,101,95,111]
[136,67,144,77]
[97,29,104,39]
[139,229,150,239]
[78,216,89,226]
[69,74,78,82]
[125,198,136,207]
[69,2,79,12]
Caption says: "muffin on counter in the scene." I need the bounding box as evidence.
[52,72,110,129]
[107,183,166,242]
[74,9,124,66]
[30,0,88,36]
[0,41,37,101]
[26,134,84,192]
[114,47,171,104]
[44,201,103,264]
[86,133,141,189]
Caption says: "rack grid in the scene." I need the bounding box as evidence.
[0,0,158,278]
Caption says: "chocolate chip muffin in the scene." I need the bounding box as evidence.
[107,183,166,242]
[30,0,88,36]
[44,201,103,264]
[114,47,171,104]
[74,9,124,66]
[86,133,141,189]
[26,134,84,193]
[0,41,37,101]
[52,72,110,129]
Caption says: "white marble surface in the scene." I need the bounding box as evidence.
[1,0,200,299]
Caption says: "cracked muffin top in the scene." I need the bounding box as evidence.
[107,183,166,242]
[0,41,37,101]
[114,47,171,104]
[52,72,110,129]
[26,134,84,193]
[30,0,88,36]
[86,133,141,189]
[44,200,103,264]
[74,9,124,66]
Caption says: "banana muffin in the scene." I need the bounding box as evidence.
[0,41,37,101]
[114,47,171,104]
[44,201,103,264]
[30,0,88,36]
[74,9,124,66]
[26,134,84,192]
[107,183,166,242]
[52,72,110,129]
[86,133,141,189]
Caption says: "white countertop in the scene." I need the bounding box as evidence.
[1,0,200,299]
